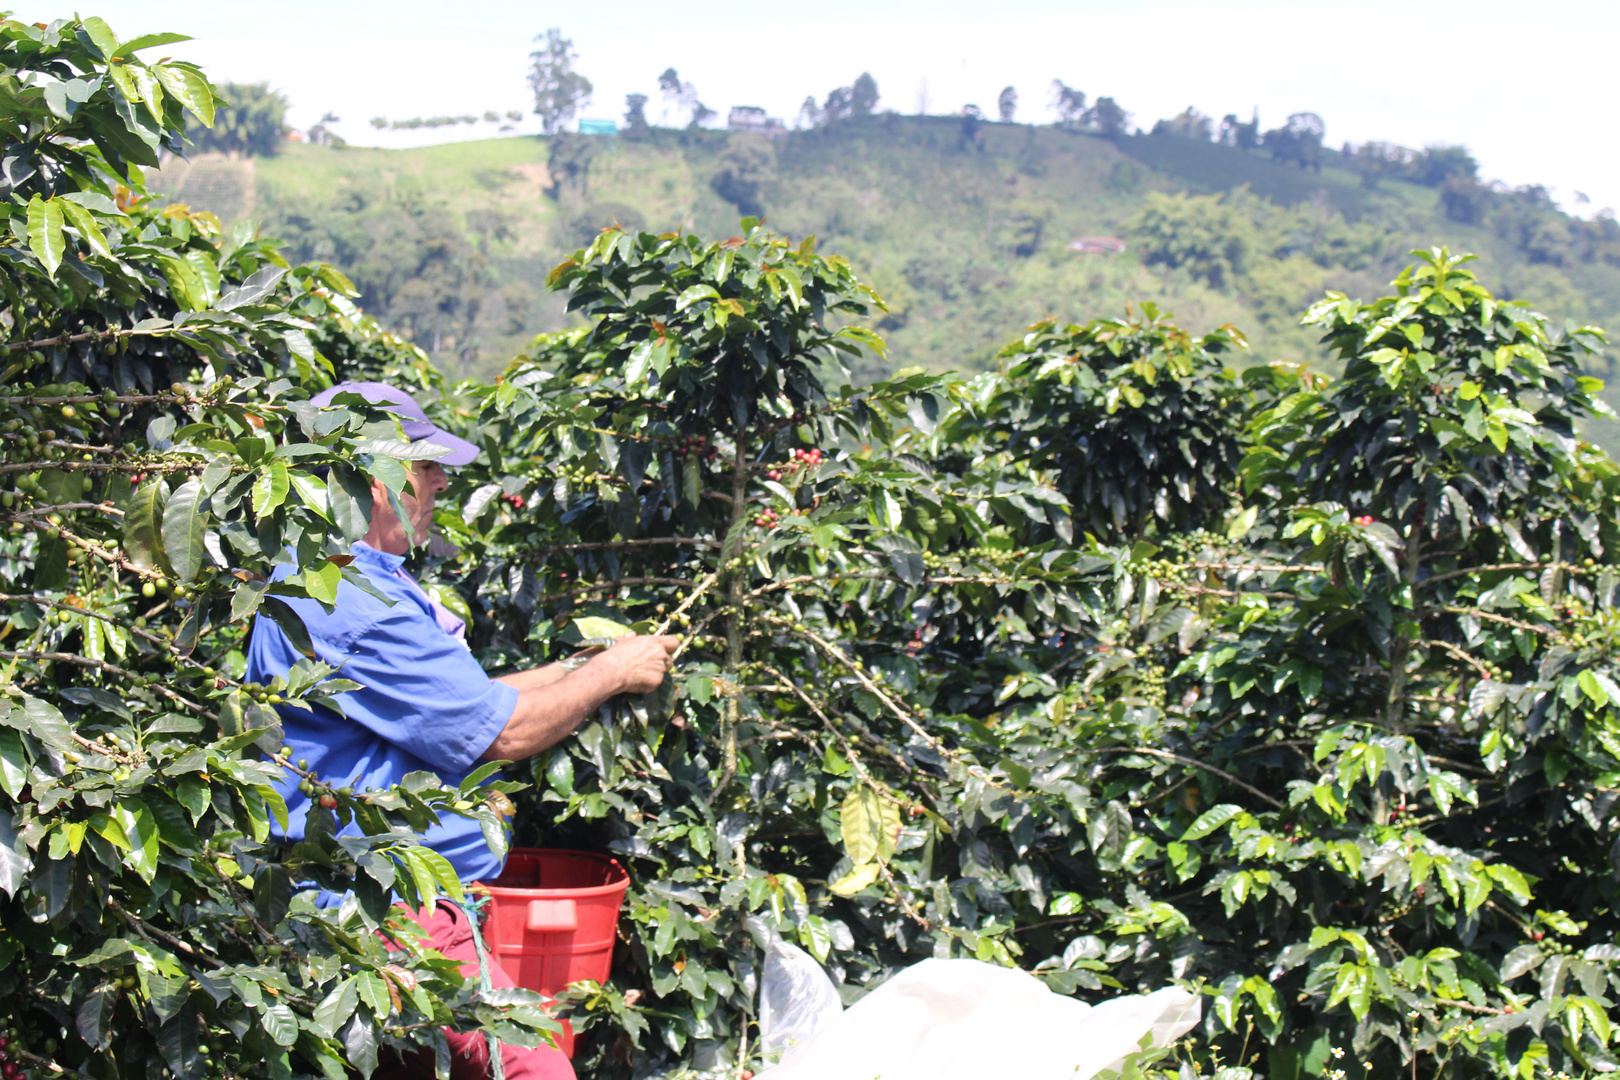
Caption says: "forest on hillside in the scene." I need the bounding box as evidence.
[155,79,1620,402]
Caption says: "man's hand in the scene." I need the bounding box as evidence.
[481,633,680,762]
[596,633,680,695]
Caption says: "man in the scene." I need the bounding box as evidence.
[248,382,677,1080]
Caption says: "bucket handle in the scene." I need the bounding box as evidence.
[527,899,578,931]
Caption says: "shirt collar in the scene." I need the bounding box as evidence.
[350,541,405,573]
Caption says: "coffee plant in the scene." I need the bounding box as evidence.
[0,17,553,1080]
[402,231,1620,1080]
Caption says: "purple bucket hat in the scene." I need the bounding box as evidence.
[309,381,479,466]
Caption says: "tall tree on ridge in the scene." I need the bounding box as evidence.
[1051,80,1086,128]
[998,85,1018,122]
[851,72,880,117]
[187,81,288,156]
[1085,95,1128,137]
[658,67,710,129]
[528,28,592,135]
[623,93,649,137]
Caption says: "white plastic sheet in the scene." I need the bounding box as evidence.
[757,958,1201,1080]
[756,936,844,1054]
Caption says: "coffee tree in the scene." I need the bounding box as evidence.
[952,306,1248,545]
[0,17,552,1080]
[429,238,1620,1080]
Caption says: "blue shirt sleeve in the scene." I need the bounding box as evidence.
[321,602,518,772]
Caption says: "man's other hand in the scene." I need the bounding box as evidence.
[598,633,680,694]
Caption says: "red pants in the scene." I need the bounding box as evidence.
[373,900,576,1080]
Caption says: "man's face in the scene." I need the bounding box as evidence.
[366,460,449,554]
[400,461,448,543]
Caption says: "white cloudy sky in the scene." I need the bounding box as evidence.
[43,0,1620,213]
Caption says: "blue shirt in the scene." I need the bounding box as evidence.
[247,542,519,885]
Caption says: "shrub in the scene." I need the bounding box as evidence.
[421,238,1620,1079]
[0,17,552,1079]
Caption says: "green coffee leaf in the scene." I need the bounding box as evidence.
[1181,803,1243,842]
[562,615,633,646]
[27,194,66,277]
[261,1003,299,1047]
[312,977,358,1039]
[57,198,111,258]
[160,478,210,581]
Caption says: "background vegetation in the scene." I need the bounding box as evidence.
[152,107,1620,419]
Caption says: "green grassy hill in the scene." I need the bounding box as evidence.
[151,118,1620,404]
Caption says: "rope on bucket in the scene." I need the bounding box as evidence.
[462,890,507,1080]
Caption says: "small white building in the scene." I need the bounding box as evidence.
[1068,237,1127,254]
[728,106,787,137]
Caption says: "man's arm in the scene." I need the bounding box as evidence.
[480,634,678,761]
[493,662,576,693]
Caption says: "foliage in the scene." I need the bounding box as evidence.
[0,17,554,1080]
[657,69,711,131]
[1086,96,1130,138]
[1262,112,1325,172]
[965,308,1248,542]
[1127,189,1388,292]
[1217,111,1259,151]
[12,14,1620,1080]
[1344,142,1478,191]
[528,29,592,137]
[849,74,879,119]
[710,137,777,219]
[624,94,650,138]
[1128,192,1251,289]
[1051,80,1087,127]
[187,82,288,158]
[407,218,1620,1080]
[212,113,1620,397]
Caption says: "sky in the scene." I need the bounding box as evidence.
[44,0,1620,214]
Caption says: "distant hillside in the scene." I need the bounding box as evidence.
[152,118,1620,405]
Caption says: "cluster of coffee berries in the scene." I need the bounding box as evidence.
[1137,661,1167,709]
[294,760,344,809]
[1160,529,1233,559]
[138,575,207,604]
[970,547,1030,566]
[1478,660,1511,682]
[1125,557,1193,584]
[1353,515,1377,527]
[676,434,718,462]
[752,508,781,529]
[764,447,822,482]
[239,681,285,706]
[903,625,930,656]
[0,1030,35,1080]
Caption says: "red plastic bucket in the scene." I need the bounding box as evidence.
[476,848,631,1057]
